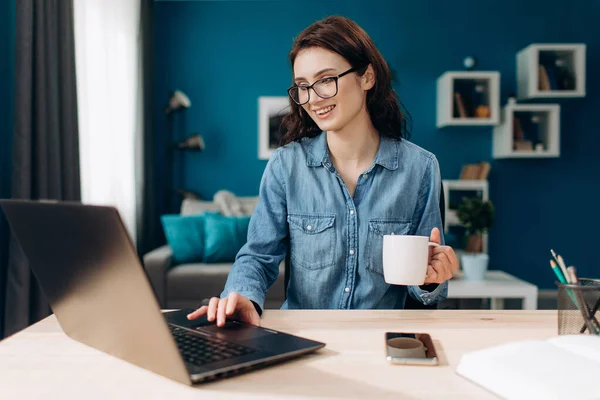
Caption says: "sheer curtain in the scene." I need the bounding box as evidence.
[73,0,141,243]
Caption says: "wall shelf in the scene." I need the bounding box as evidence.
[442,179,489,253]
[436,71,500,128]
[516,44,586,100]
[493,102,560,159]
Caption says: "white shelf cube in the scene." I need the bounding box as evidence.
[493,102,560,159]
[436,71,500,128]
[516,44,586,99]
[442,180,489,253]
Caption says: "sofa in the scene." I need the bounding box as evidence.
[143,193,286,310]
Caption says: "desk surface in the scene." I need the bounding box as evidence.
[0,310,557,399]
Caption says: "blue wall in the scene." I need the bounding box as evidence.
[153,0,600,289]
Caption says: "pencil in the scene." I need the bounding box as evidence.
[550,249,559,263]
[567,266,599,334]
[556,255,571,284]
[550,260,567,284]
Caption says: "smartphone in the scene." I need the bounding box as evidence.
[385,332,439,366]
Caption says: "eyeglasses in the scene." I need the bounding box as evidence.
[287,66,364,105]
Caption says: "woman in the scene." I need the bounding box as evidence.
[188,16,459,327]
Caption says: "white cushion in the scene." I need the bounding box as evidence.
[213,190,259,216]
[180,198,221,215]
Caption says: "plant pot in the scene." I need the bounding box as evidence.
[461,253,489,281]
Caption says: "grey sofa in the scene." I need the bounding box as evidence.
[143,197,286,310]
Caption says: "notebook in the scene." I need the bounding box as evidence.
[456,335,600,400]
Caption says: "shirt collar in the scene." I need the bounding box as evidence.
[306,132,399,171]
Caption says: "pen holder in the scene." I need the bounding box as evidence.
[557,278,600,336]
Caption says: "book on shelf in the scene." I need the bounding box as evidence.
[454,92,468,118]
[459,162,491,180]
[513,116,524,141]
[538,52,577,91]
[514,140,534,151]
[538,65,551,91]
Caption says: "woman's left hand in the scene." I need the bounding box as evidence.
[424,227,460,284]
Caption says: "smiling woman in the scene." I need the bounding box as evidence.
[280,16,411,146]
[187,15,459,327]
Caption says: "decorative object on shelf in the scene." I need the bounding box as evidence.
[441,179,489,256]
[493,103,560,159]
[457,197,495,281]
[459,162,491,180]
[463,56,478,71]
[175,133,205,151]
[258,96,290,160]
[165,90,191,114]
[436,71,500,128]
[516,43,586,99]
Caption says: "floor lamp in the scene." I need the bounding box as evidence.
[165,90,203,213]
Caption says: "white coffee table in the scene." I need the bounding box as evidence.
[447,270,539,310]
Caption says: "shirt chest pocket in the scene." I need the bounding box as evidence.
[365,220,412,276]
[287,213,336,270]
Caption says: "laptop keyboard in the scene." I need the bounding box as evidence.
[169,325,255,366]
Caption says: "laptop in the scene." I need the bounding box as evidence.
[0,200,325,385]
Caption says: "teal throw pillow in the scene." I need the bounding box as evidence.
[160,214,206,264]
[202,213,251,263]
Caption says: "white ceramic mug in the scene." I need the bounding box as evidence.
[382,235,439,285]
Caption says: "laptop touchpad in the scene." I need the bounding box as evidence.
[199,321,274,341]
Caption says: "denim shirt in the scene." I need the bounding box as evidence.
[221,132,448,312]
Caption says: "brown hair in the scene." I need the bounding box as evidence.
[280,16,411,146]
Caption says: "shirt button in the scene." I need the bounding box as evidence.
[349,249,355,255]
[344,287,350,293]
[350,210,355,215]
[307,225,312,231]
[325,162,331,168]
[363,173,368,179]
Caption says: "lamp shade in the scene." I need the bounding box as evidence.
[165,90,191,113]
[175,134,205,151]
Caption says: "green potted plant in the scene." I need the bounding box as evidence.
[456,197,495,280]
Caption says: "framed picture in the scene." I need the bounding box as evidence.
[258,96,290,160]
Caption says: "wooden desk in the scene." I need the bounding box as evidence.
[0,310,557,399]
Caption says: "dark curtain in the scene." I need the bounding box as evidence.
[136,0,158,257]
[4,0,80,338]
[0,0,16,340]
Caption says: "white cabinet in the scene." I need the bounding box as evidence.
[516,44,586,100]
[493,102,560,159]
[442,179,489,253]
[436,71,500,128]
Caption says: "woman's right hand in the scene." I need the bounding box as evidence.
[186,292,260,327]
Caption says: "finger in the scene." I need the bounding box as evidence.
[431,245,451,255]
[245,308,260,326]
[207,297,219,322]
[429,227,441,245]
[431,259,451,282]
[217,297,228,327]
[446,248,460,272]
[433,251,451,266]
[424,265,437,283]
[187,306,207,320]
[226,292,239,316]
[432,246,460,273]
